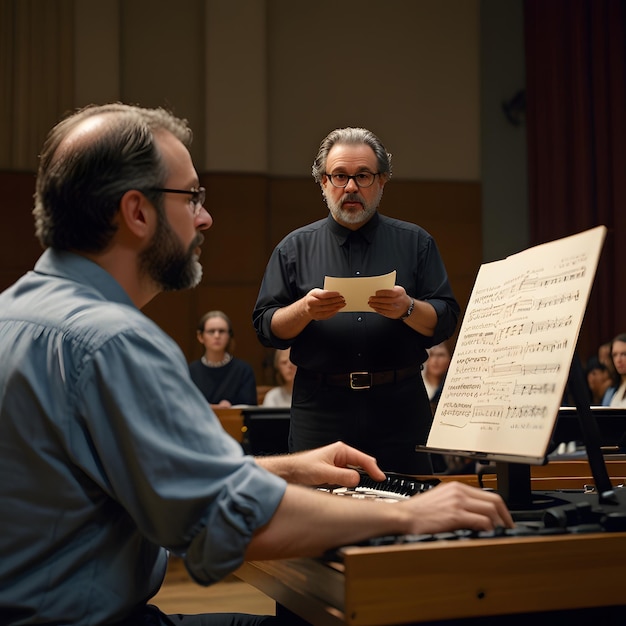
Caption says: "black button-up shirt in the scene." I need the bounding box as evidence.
[253,212,460,374]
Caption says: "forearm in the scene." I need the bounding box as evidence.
[270,300,311,340]
[255,453,303,482]
[245,480,514,561]
[244,484,410,560]
[403,299,437,336]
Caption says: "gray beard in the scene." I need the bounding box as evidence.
[325,189,382,226]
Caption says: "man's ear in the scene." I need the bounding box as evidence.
[118,189,155,239]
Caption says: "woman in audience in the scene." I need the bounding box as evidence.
[605,333,626,407]
[262,347,297,408]
[189,310,257,407]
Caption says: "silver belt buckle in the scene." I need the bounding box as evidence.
[350,372,372,390]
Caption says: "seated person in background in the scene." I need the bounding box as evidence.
[422,341,451,412]
[598,340,615,375]
[189,310,258,407]
[422,342,474,474]
[604,332,626,407]
[0,102,513,626]
[262,347,297,408]
[585,356,612,406]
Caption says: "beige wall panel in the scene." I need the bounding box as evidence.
[204,0,268,172]
[120,0,206,164]
[267,0,480,181]
[74,0,121,106]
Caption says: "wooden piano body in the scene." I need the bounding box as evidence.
[237,529,626,625]
[236,459,626,625]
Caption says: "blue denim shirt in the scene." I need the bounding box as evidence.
[0,249,286,625]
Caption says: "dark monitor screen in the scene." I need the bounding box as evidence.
[551,406,626,452]
[240,407,291,456]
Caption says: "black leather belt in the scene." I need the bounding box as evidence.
[301,365,422,390]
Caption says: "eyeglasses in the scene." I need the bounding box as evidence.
[149,187,206,216]
[325,172,380,188]
[204,328,229,335]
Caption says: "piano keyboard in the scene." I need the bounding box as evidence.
[320,470,440,502]
[320,471,626,559]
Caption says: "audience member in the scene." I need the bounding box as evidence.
[262,347,297,408]
[423,343,474,475]
[422,341,452,411]
[0,103,513,625]
[598,341,614,373]
[604,333,626,407]
[189,310,258,407]
[585,356,612,406]
[253,127,460,475]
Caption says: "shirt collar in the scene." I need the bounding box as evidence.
[34,249,137,308]
[326,211,380,246]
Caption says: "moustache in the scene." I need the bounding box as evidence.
[191,233,204,248]
[342,193,363,204]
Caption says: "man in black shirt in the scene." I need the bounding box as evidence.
[253,127,459,474]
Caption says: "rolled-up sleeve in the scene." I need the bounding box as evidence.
[184,466,285,584]
[253,243,295,349]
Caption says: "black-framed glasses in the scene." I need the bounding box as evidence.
[149,187,206,216]
[325,172,380,188]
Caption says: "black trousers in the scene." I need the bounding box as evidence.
[290,368,433,475]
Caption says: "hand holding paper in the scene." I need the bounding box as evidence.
[323,270,396,312]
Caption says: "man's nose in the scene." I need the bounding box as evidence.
[345,177,359,191]
[196,206,213,230]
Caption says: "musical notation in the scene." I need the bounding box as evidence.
[427,226,607,459]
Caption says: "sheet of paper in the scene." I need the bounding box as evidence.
[323,270,396,312]
[427,226,606,460]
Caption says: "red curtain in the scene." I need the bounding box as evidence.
[524,0,626,361]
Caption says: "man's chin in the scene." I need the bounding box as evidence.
[336,207,371,225]
[157,261,203,292]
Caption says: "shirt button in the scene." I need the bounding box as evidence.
[355,271,361,275]
[357,316,363,322]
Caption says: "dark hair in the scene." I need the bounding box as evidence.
[311,127,392,183]
[33,103,192,252]
[585,356,608,374]
[611,333,626,349]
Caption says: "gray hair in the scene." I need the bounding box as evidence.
[34,103,192,252]
[311,127,392,183]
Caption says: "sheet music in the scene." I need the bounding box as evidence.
[324,270,396,312]
[427,226,607,459]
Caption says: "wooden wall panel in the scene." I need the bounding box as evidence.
[0,172,481,383]
[0,172,41,291]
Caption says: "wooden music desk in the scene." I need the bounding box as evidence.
[477,457,626,491]
[212,407,244,442]
[236,530,626,625]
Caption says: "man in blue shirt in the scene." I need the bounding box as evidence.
[254,128,459,474]
[0,104,512,625]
